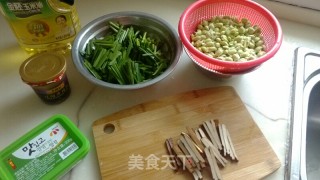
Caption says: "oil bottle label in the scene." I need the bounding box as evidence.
[4,122,79,180]
[0,0,76,45]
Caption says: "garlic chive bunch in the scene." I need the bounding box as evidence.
[191,16,266,62]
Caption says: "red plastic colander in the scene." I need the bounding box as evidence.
[179,0,283,73]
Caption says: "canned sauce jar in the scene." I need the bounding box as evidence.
[19,52,71,104]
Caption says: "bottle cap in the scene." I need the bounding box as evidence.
[19,52,66,86]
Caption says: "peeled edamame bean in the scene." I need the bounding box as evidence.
[191,16,267,62]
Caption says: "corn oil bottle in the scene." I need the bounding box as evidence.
[0,0,80,54]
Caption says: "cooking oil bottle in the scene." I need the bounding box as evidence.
[0,0,80,54]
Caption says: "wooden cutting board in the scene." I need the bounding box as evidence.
[92,86,281,179]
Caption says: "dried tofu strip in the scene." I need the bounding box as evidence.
[177,139,197,168]
[186,126,205,151]
[223,124,239,161]
[209,146,222,180]
[198,128,228,166]
[210,119,223,149]
[195,129,202,141]
[195,169,203,179]
[165,139,178,170]
[177,131,206,178]
[180,136,201,169]
[172,142,194,173]
[204,120,222,150]
[192,169,203,180]
[166,138,182,170]
[217,124,224,155]
[210,145,228,166]
[204,147,220,180]
[218,123,239,161]
[201,136,228,167]
[182,132,203,154]
[197,127,208,139]
[198,125,227,166]
[203,122,218,149]
[222,124,232,158]
[182,133,206,166]
[192,171,200,180]
[167,138,183,167]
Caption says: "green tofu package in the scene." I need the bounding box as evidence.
[0,114,90,180]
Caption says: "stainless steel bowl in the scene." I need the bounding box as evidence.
[72,11,182,90]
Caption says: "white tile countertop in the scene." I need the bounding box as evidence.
[1,0,320,179]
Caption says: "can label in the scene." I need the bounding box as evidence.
[3,122,79,180]
[33,73,71,104]
[0,0,76,45]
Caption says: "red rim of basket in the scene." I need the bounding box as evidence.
[178,0,283,71]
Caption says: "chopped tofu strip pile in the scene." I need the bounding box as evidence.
[165,119,238,180]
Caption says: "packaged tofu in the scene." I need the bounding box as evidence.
[0,114,90,180]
